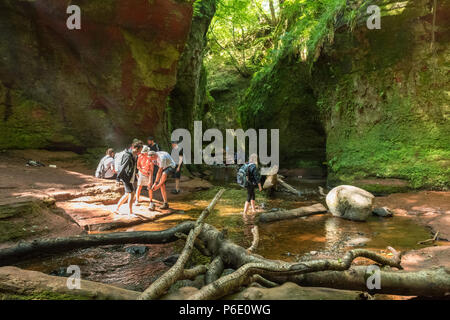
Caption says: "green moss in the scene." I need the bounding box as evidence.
[0,86,80,150]
[353,183,411,195]
[122,30,180,90]
[319,18,450,190]
[237,0,449,190]
[0,291,91,300]
[239,58,326,168]
[0,202,46,242]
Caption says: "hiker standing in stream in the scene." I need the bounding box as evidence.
[240,153,262,215]
[113,140,143,216]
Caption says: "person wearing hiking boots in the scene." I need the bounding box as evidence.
[243,153,262,215]
[170,140,183,195]
[134,145,151,205]
[147,150,176,210]
[113,140,143,216]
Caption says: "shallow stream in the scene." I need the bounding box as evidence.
[17,177,436,291]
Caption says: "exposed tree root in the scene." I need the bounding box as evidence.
[246,226,259,252]
[138,189,225,300]
[187,247,402,300]
[2,194,448,299]
[175,232,212,256]
[182,265,208,280]
[205,256,225,284]
[279,266,450,297]
[251,274,278,288]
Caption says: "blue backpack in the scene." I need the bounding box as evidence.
[237,163,254,188]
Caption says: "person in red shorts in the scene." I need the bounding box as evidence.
[134,145,151,205]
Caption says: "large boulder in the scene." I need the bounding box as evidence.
[326,185,374,222]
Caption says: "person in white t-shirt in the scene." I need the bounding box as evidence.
[147,151,175,210]
[95,148,116,179]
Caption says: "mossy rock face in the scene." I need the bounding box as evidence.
[0,0,194,151]
[316,0,450,189]
[0,199,53,242]
[240,58,326,169]
[168,0,217,134]
[239,0,450,190]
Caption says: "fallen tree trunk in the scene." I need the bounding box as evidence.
[278,266,450,297]
[257,203,328,223]
[0,223,195,266]
[0,266,140,300]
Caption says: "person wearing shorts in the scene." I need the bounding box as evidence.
[113,141,143,216]
[147,151,176,210]
[134,145,151,205]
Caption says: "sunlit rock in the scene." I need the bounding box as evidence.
[326,185,374,222]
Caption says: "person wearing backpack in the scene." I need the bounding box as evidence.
[239,153,262,216]
[113,141,143,216]
[95,148,116,179]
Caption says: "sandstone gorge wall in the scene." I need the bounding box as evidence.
[0,0,193,151]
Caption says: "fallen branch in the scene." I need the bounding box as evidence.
[277,175,302,196]
[139,189,225,300]
[257,203,327,223]
[417,231,439,245]
[247,226,259,253]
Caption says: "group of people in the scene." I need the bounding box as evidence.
[95,137,264,218]
[95,137,183,216]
